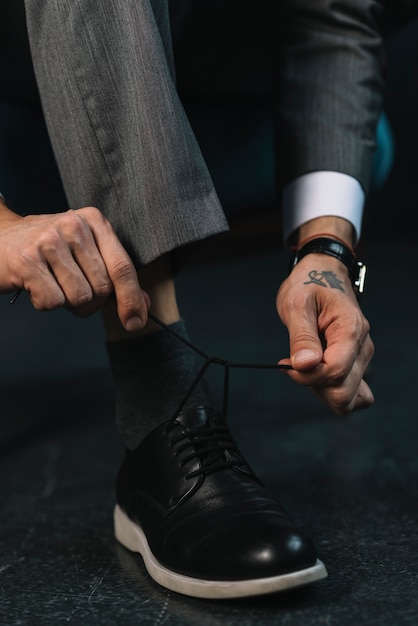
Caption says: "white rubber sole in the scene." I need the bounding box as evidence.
[114,505,328,599]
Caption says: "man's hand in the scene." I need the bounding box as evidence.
[276,253,374,415]
[0,204,149,331]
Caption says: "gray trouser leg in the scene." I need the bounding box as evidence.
[23,0,228,268]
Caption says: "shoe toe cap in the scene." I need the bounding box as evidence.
[245,527,317,577]
[167,521,317,581]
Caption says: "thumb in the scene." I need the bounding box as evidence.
[289,325,324,371]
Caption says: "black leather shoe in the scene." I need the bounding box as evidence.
[114,406,327,599]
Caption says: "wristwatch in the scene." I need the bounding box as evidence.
[289,237,367,295]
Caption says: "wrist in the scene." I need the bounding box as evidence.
[291,216,356,251]
[289,236,366,296]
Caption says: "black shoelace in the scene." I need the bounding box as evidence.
[10,288,291,415]
[145,312,293,478]
[146,311,292,420]
[166,421,244,479]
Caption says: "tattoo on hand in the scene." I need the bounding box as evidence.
[304,270,345,292]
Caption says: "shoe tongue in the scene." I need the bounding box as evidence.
[176,406,218,432]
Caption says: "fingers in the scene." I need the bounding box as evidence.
[34,214,111,310]
[7,207,149,331]
[310,364,375,415]
[77,207,149,330]
[25,263,67,310]
[276,257,375,415]
[279,328,375,414]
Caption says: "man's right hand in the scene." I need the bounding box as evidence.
[0,202,149,331]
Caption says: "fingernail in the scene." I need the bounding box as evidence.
[125,316,144,332]
[293,349,318,366]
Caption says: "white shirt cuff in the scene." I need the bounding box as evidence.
[282,171,365,247]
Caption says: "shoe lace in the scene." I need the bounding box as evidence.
[10,289,288,477]
[9,292,291,417]
[147,311,292,423]
[167,422,246,479]
[10,289,290,479]
[148,312,292,478]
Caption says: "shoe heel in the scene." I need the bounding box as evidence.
[114,504,142,554]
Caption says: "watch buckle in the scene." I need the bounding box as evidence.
[355,262,366,294]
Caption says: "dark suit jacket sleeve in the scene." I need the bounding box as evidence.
[274,0,386,195]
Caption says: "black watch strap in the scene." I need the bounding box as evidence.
[289,237,366,295]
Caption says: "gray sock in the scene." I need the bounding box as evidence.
[106,320,208,450]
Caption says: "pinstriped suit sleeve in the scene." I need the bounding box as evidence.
[274,0,385,195]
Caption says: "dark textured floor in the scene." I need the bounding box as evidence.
[1,14,417,625]
[1,237,418,626]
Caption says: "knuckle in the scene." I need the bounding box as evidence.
[277,290,308,316]
[94,281,113,298]
[59,212,87,240]
[119,296,142,313]
[327,365,348,386]
[67,289,93,308]
[78,205,107,226]
[329,387,354,414]
[366,336,375,359]
[363,318,371,336]
[111,259,134,282]
[349,312,370,340]
[294,331,319,346]
[37,227,63,252]
[17,248,39,273]
[79,205,100,216]
[30,292,66,311]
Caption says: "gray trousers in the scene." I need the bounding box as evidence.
[23,0,229,270]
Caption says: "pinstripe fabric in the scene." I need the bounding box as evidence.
[273,0,384,192]
[23,0,229,269]
[22,0,384,269]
